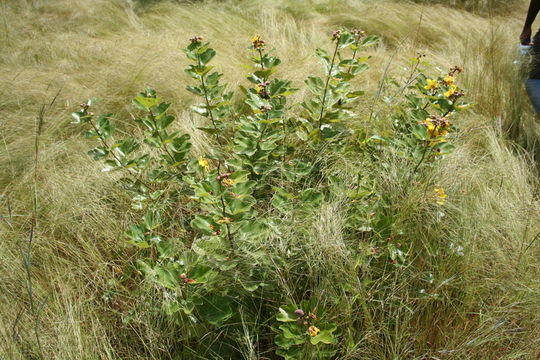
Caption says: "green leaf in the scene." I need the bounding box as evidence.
[154,102,170,116]
[133,95,159,110]
[277,305,299,322]
[309,323,338,345]
[238,220,267,237]
[88,146,109,160]
[186,85,203,96]
[412,124,428,141]
[96,114,115,139]
[351,63,369,75]
[335,72,354,81]
[346,90,365,98]
[231,180,256,195]
[275,334,304,350]
[156,239,176,258]
[279,323,306,339]
[191,215,216,235]
[144,210,163,230]
[155,267,178,290]
[234,136,258,156]
[315,48,330,68]
[126,224,150,248]
[190,264,215,283]
[191,105,209,116]
[230,170,250,184]
[305,76,324,95]
[225,194,256,215]
[205,72,222,86]
[272,188,296,211]
[361,35,379,47]
[157,114,175,129]
[338,32,355,48]
[245,92,266,110]
[114,138,139,157]
[268,79,291,97]
[261,55,281,69]
[433,141,455,155]
[300,188,323,205]
[197,295,233,326]
[199,48,216,66]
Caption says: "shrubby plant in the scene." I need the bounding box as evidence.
[72,28,469,358]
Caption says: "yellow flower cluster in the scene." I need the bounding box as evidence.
[198,157,209,170]
[421,116,450,139]
[444,84,457,98]
[443,75,454,85]
[307,325,320,337]
[433,187,448,205]
[251,34,265,49]
[423,70,463,99]
[424,78,438,91]
[222,178,235,186]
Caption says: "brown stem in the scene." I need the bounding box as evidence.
[217,162,234,252]
[347,36,361,74]
[197,57,224,148]
[148,110,178,166]
[317,40,340,137]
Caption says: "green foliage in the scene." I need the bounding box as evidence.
[72,29,470,358]
[274,301,338,359]
[368,59,473,174]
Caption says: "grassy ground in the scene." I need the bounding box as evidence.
[1,0,540,359]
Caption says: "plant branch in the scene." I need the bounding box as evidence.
[317,40,340,136]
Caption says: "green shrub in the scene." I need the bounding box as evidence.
[72,29,470,358]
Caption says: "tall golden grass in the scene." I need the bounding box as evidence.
[1,0,539,358]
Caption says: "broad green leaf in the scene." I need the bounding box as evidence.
[88,146,108,160]
[157,114,175,129]
[433,141,455,155]
[191,215,216,235]
[133,95,159,110]
[155,267,178,290]
[277,305,298,322]
[275,345,304,359]
[300,188,323,205]
[309,323,338,345]
[411,124,428,141]
[361,35,379,47]
[305,76,324,95]
[197,295,233,326]
[199,48,216,66]
[190,264,215,283]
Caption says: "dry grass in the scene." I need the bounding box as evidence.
[1,0,539,358]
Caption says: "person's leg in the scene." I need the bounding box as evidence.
[525,79,540,114]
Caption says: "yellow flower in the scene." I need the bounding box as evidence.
[444,75,454,85]
[222,178,235,186]
[433,187,447,205]
[444,84,457,98]
[217,217,233,224]
[422,118,448,138]
[251,34,265,49]
[307,325,320,337]
[424,79,439,90]
[198,157,209,170]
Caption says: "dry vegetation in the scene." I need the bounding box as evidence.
[1,0,540,359]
